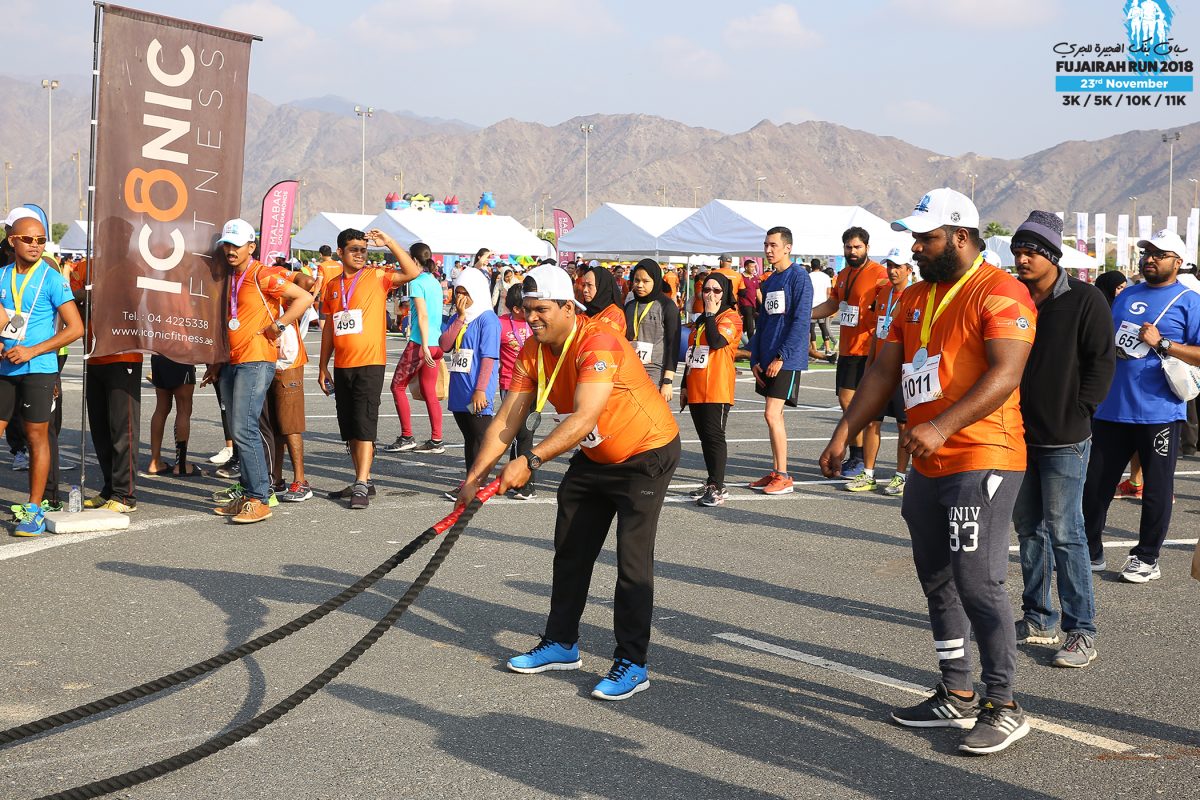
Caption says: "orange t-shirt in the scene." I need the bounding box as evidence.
[869,281,906,342]
[320,267,395,368]
[712,267,746,301]
[586,303,627,335]
[685,308,743,405]
[317,259,342,292]
[509,316,678,464]
[690,274,707,314]
[663,271,680,304]
[830,260,888,357]
[885,263,1037,478]
[227,261,289,364]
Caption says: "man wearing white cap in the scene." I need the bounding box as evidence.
[819,188,1038,754]
[456,264,680,702]
[204,219,313,524]
[1082,229,1200,583]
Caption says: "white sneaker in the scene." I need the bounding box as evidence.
[209,445,233,465]
[1118,555,1160,584]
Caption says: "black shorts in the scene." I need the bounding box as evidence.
[0,373,56,424]
[754,368,801,401]
[876,386,908,423]
[334,365,384,442]
[835,355,868,391]
[150,355,196,390]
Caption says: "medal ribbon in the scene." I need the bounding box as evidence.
[10,263,38,315]
[229,264,257,322]
[534,320,580,413]
[631,302,653,340]
[340,268,366,312]
[455,319,469,351]
[917,254,984,353]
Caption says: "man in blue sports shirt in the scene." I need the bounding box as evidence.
[748,226,813,496]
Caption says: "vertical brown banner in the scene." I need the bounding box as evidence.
[90,5,256,362]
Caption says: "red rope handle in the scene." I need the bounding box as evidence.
[433,478,502,535]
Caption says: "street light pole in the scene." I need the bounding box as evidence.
[967,173,978,204]
[42,79,59,231]
[1164,132,1181,218]
[71,150,83,221]
[755,176,766,201]
[393,171,404,199]
[2,161,11,215]
[1130,196,1138,220]
[580,123,594,217]
[354,105,374,214]
[540,193,551,230]
[1190,178,1199,211]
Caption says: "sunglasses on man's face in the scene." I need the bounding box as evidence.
[10,235,47,246]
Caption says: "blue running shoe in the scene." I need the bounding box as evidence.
[11,502,46,537]
[507,639,582,674]
[591,658,649,701]
[840,457,865,479]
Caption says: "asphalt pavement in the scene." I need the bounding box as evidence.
[1,334,1198,799]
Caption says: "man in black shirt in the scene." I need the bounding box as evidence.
[1011,211,1114,668]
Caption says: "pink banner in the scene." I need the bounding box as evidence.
[553,208,575,265]
[259,179,299,263]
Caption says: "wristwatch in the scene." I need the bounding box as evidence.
[275,321,288,333]
[1158,338,1173,355]
[525,453,543,470]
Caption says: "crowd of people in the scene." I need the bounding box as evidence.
[3,184,1199,749]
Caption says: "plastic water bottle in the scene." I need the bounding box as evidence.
[68,485,82,513]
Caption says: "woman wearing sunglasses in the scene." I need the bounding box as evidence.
[680,272,742,507]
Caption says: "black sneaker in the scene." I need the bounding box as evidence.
[958,700,1030,755]
[507,484,536,500]
[890,683,980,729]
[697,485,727,507]
[1015,619,1060,645]
[329,481,376,499]
[380,435,416,453]
[350,481,370,509]
[412,439,445,454]
[216,461,241,480]
[442,483,463,502]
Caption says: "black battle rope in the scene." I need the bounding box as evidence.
[16,479,499,800]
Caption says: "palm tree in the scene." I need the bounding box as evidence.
[983,221,1012,238]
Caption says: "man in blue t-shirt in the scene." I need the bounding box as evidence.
[0,216,84,536]
[1082,230,1200,583]
[383,241,447,454]
[748,225,813,496]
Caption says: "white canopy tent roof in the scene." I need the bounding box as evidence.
[985,236,1103,271]
[557,203,697,255]
[58,220,89,253]
[656,199,913,257]
[291,213,374,252]
[365,209,553,258]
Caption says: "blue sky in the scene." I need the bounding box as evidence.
[5,0,1196,157]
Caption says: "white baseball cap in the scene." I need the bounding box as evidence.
[882,246,913,266]
[523,264,586,311]
[217,218,256,247]
[3,208,38,228]
[1138,229,1188,258]
[892,188,980,234]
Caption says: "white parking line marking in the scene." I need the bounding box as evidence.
[714,632,1137,753]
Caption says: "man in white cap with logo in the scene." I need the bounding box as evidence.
[204,219,313,524]
[456,264,680,702]
[1082,229,1200,582]
[819,188,1038,754]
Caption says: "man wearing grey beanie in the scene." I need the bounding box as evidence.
[1011,210,1114,668]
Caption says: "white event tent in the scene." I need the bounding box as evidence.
[657,199,913,257]
[291,213,375,252]
[58,220,90,253]
[985,236,1103,272]
[557,203,697,255]
[365,209,553,258]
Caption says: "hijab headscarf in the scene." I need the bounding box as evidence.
[624,258,674,333]
[583,264,622,316]
[1094,271,1127,308]
[701,272,736,316]
[454,266,493,323]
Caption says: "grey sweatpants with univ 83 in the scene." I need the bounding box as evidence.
[901,468,1024,704]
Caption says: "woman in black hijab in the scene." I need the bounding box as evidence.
[1094,270,1127,308]
[623,258,680,400]
[580,263,626,333]
[680,271,742,507]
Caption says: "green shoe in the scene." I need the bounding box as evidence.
[845,473,878,492]
[268,492,279,508]
[212,482,245,503]
[40,500,64,513]
[882,473,906,496]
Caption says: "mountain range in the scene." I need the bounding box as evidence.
[1,74,1197,243]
